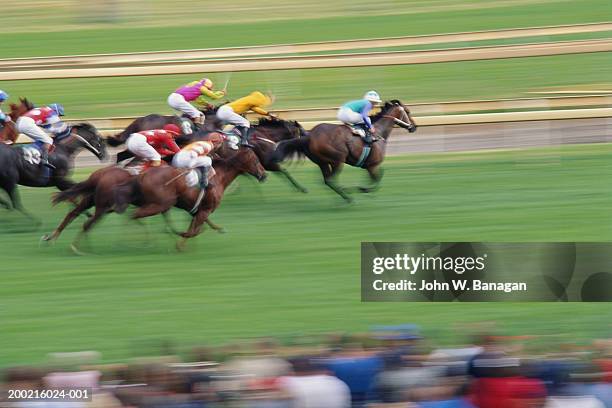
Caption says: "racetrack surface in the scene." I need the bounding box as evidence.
[3,142,611,365]
[73,118,612,167]
[2,23,610,70]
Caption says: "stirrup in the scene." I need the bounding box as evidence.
[43,161,56,170]
[190,189,205,215]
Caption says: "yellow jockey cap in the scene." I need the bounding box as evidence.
[201,78,213,89]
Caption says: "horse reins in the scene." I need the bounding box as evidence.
[382,114,413,129]
[66,131,102,156]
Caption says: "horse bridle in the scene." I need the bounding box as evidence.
[383,105,413,128]
[62,128,103,156]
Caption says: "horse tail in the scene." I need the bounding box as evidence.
[113,178,140,214]
[272,135,310,163]
[52,179,96,205]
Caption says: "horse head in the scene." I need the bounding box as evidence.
[67,123,108,160]
[374,100,418,133]
[9,98,32,119]
[234,147,267,182]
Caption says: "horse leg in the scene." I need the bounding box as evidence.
[132,203,172,220]
[176,210,211,251]
[206,218,226,234]
[267,161,308,193]
[162,211,181,235]
[54,177,92,216]
[42,195,94,243]
[71,206,108,255]
[4,183,41,225]
[359,165,384,193]
[0,188,11,210]
[320,161,352,203]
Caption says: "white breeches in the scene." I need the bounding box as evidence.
[167,93,203,119]
[217,105,250,128]
[126,133,161,161]
[172,150,212,169]
[16,116,53,144]
[337,107,365,125]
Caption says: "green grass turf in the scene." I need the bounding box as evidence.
[3,53,611,118]
[2,0,611,58]
[0,143,610,366]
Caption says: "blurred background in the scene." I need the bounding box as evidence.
[1,0,611,406]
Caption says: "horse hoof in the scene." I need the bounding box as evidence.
[39,234,55,246]
[176,240,187,252]
[358,187,371,193]
[299,187,309,194]
[70,243,87,256]
[217,228,227,234]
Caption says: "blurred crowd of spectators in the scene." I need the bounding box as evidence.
[3,325,612,408]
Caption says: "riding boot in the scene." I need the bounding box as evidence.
[359,124,373,145]
[41,145,56,169]
[193,115,204,129]
[236,126,254,148]
[197,166,211,190]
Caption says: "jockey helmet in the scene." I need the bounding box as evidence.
[364,90,382,104]
[49,103,65,116]
[163,124,181,135]
[201,78,213,89]
[0,90,8,102]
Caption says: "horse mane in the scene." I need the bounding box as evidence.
[199,103,223,114]
[20,97,34,111]
[370,99,404,122]
[256,117,301,132]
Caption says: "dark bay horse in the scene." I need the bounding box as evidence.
[182,118,308,192]
[248,118,309,193]
[106,105,223,148]
[47,147,266,252]
[0,99,107,218]
[272,100,417,202]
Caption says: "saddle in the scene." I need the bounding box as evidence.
[179,116,198,135]
[120,158,167,176]
[345,124,366,137]
[19,143,53,181]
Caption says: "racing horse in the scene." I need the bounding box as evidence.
[272,100,417,202]
[106,105,224,149]
[47,146,266,252]
[0,98,107,219]
[182,117,308,193]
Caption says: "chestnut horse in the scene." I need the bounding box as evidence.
[46,147,265,252]
[272,100,417,202]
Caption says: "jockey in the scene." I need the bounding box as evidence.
[337,90,382,144]
[16,103,69,168]
[172,133,225,190]
[0,90,9,124]
[216,91,275,147]
[126,124,181,167]
[168,78,226,126]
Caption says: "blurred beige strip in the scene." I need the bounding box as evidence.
[2,39,611,81]
[1,22,611,70]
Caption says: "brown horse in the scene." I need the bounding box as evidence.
[46,147,265,252]
[122,147,266,249]
[272,100,417,202]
